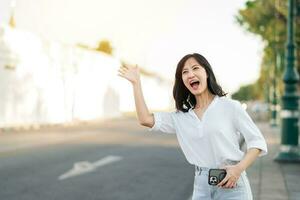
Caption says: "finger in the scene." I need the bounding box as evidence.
[118,68,128,75]
[227,180,236,188]
[120,66,129,71]
[119,66,128,71]
[117,73,125,78]
[227,177,237,188]
[123,64,134,69]
[121,64,129,69]
[118,73,128,79]
[217,180,225,187]
[223,180,233,188]
[232,181,237,188]
[117,71,124,77]
[229,182,235,188]
[230,182,236,188]
[118,69,129,75]
[217,176,229,187]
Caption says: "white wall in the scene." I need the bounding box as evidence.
[0,25,173,127]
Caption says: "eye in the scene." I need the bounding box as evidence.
[182,70,188,74]
[193,66,200,70]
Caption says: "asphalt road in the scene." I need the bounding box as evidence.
[0,117,194,200]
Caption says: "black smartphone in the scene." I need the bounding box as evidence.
[208,169,227,186]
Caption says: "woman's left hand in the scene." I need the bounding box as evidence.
[217,165,243,188]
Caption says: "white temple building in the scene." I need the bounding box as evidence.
[0,14,173,128]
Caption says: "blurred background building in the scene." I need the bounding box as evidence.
[0,17,173,128]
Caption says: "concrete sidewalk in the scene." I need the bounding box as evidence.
[248,122,300,200]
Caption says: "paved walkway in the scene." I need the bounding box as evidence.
[248,122,300,200]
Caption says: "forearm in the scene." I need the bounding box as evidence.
[132,79,153,127]
[219,148,261,188]
[236,148,261,171]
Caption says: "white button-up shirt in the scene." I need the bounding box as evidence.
[149,95,267,168]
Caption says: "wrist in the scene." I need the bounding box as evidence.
[235,163,246,173]
[132,78,141,87]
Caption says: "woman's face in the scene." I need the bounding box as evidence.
[181,57,208,95]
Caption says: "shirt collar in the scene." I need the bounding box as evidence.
[188,95,219,113]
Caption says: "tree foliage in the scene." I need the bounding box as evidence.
[233,0,300,101]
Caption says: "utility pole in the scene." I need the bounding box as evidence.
[275,0,300,162]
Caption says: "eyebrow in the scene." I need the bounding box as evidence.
[182,64,200,71]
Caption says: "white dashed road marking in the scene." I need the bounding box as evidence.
[58,155,123,180]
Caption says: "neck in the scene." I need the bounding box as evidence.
[194,91,215,109]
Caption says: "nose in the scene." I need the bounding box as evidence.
[187,70,195,78]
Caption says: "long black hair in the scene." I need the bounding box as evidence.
[173,53,227,112]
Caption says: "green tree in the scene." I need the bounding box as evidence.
[232,84,258,101]
[234,0,300,101]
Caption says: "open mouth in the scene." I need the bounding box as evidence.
[190,81,200,90]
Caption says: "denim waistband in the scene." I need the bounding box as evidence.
[195,166,209,171]
[194,165,247,177]
[195,166,210,176]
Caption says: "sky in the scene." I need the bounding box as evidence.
[0,0,264,94]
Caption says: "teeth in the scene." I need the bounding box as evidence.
[190,81,199,84]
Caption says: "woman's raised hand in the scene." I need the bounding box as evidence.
[118,64,141,85]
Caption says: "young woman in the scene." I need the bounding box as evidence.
[118,53,267,200]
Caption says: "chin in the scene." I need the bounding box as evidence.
[192,89,205,96]
[190,90,200,96]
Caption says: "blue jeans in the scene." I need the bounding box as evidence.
[192,167,253,200]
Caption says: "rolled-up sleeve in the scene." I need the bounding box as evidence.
[234,101,268,156]
[148,112,176,134]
